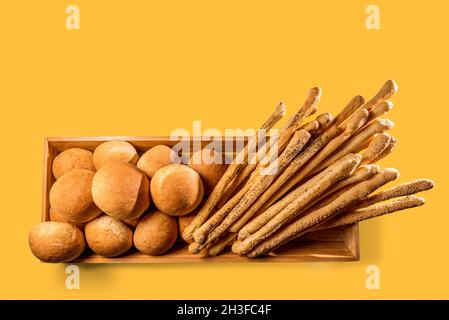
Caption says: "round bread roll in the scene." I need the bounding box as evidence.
[92,162,150,220]
[93,140,139,169]
[28,221,85,263]
[85,215,133,257]
[134,211,178,255]
[49,169,102,223]
[122,217,140,229]
[150,164,203,216]
[187,149,228,194]
[52,148,95,179]
[49,206,85,229]
[178,212,197,243]
[137,145,179,178]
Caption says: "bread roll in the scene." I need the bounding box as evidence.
[49,206,85,229]
[93,140,139,169]
[137,145,179,178]
[52,148,95,179]
[92,162,150,220]
[85,215,133,257]
[28,222,85,263]
[134,211,178,255]
[49,169,101,223]
[187,149,228,194]
[122,217,141,228]
[150,164,203,216]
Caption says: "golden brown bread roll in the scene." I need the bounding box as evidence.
[134,211,178,255]
[52,148,95,179]
[92,162,150,220]
[85,215,133,257]
[28,221,85,263]
[187,149,228,194]
[150,164,203,216]
[49,206,85,229]
[137,145,179,178]
[49,169,102,223]
[122,217,141,228]
[93,140,139,169]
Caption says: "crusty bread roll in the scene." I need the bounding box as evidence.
[49,206,85,229]
[92,162,150,220]
[93,140,139,169]
[134,211,178,255]
[150,164,203,216]
[187,149,228,194]
[137,145,179,178]
[52,148,95,179]
[49,169,102,223]
[28,221,85,262]
[122,217,141,228]
[85,215,133,257]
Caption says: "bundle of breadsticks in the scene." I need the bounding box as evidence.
[182,80,434,257]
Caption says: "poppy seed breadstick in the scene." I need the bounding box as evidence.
[217,90,322,208]
[292,108,369,183]
[255,96,366,213]
[362,80,398,111]
[371,136,397,163]
[247,168,400,257]
[360,133,391,165]
[354,178,434,209]
[312,118,394,174]
[192,130,311,249]
[314,195,425,231]
[299,164,381,215]
[366,101,393,123]
[228,131,315,233]
[233,153,362,253]
[182,102,286,242]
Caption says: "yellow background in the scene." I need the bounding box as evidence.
[0,0,448,299]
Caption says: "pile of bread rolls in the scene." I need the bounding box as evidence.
[29,140,228,262]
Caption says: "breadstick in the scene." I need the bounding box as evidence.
[293,108,369,182]
[366,101,393,122]
[328,164,381,193]
[229,149,374,235]
[312,118,394,173]
[371,136,397,163]
[360,133,391,165]
[207,233,237,256]
[308,113,333,136]
[188,242,208,257]
[234,125,342,234]
[232,153,362,254]
[182,102,286,242]
[247,168,400,257]
[299,164,381,214]
[299,120,319,133]
[314,195,425,231]
[254,97,366,213]
[217,89,322,208]
[192,130,311,248]
[355,178,434,209]
[332,95,365,127]
[362,80,398,111]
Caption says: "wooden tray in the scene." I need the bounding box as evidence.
[42,136,360,263]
